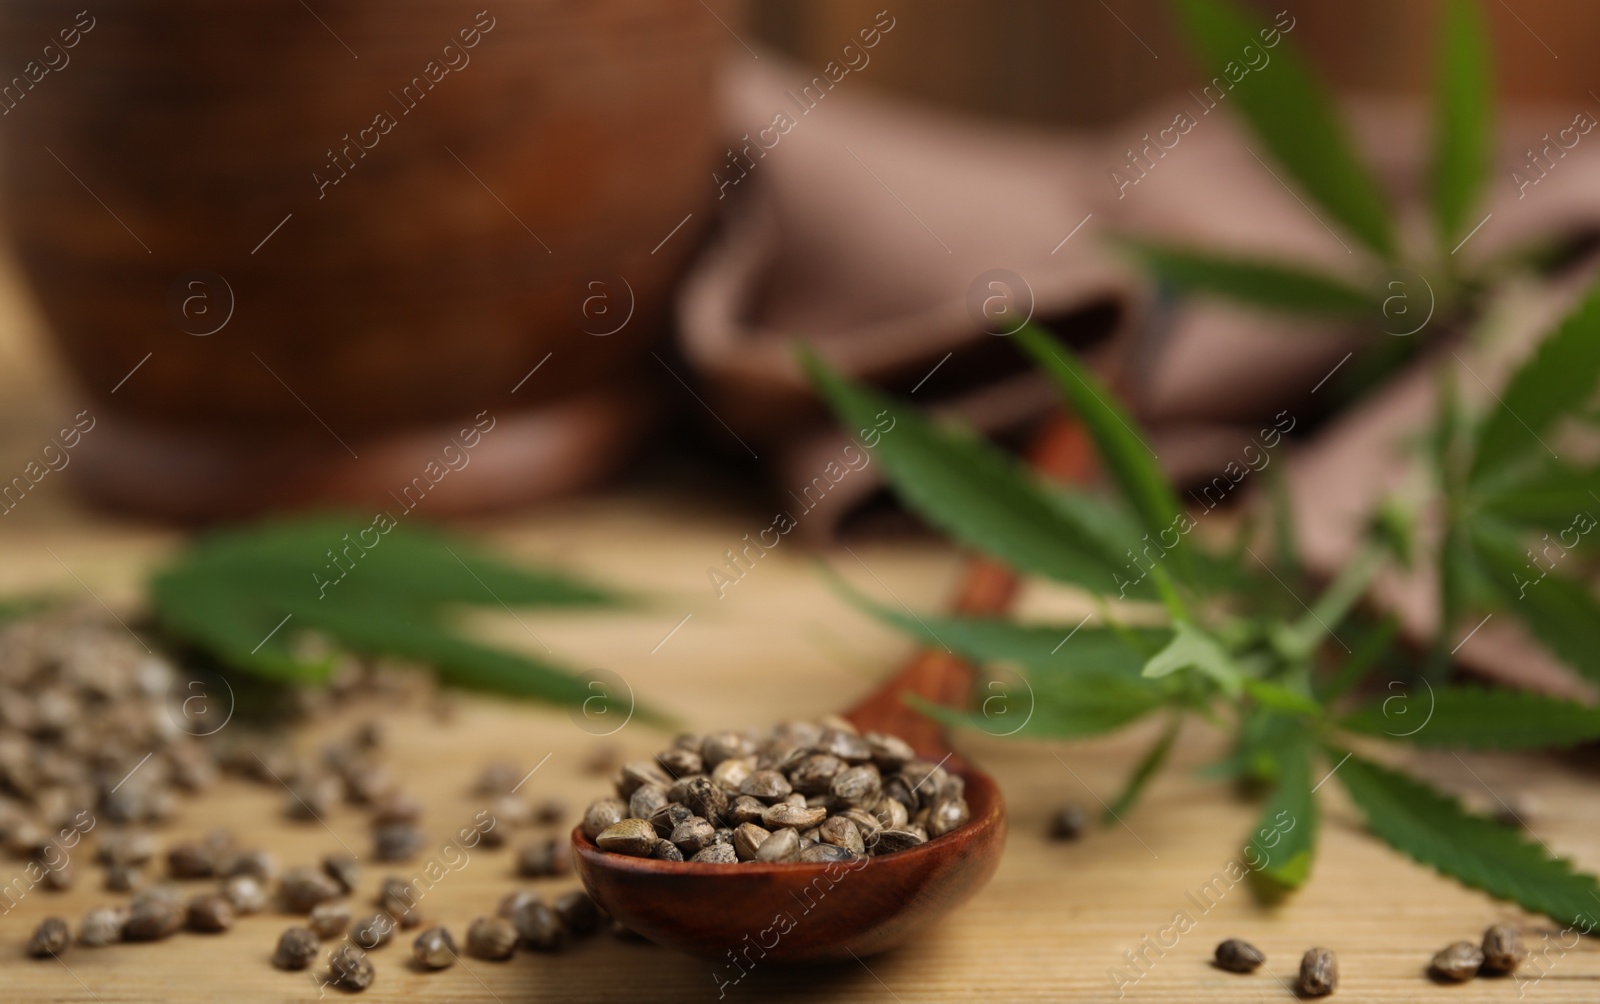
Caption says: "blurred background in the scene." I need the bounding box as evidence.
[754,0,1598,124]
[0,0,1594,533]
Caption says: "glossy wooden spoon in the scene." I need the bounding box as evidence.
[572,417,1094,963]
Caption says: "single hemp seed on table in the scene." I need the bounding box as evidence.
[1430,940,1484,982]
[412,926,457,970]
[26,917,70,958]
[1480,924,1525,975]
[1214,938,1265,973]
[1299,947,1339,997]
[272,927,321,970]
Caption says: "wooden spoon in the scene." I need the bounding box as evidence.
[572,417,1093,963]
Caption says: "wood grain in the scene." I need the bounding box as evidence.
[1,258,1599,1000]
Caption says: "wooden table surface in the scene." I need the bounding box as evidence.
[0,251,1597,1002]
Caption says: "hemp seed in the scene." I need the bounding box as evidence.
[517,836,573,878]
[376,877,421,923]
[1214,938,1265,973]
[123,889,185,941]
[413,926,457,970]
[726,795,767,826]
[711,757,755,792]
[322,854,360,894]
[77,906,128,947]
[497,890,538,920]
[690,843,738,864]
[533,797,567,825]
[830,764,882,804]
[755,826,801,862]
[651,839,685,861]
[733,822,771,861]
[166,840,215,879]
[582,798,627,840]
[227,849,278,883]
[797,842,856,863]
[272,927,321,970]
[328,943,375,991]
[870,828,926,854]
[473,761,522,796]
[465,916,518,960]
[280,867,343,913]
[670,817,717,856]
[186,892,235,933]
[865,731,916,770]
[872,797,909,830]
[511,898,566,951]
[627,784,670,823]
[26,917,69,957]
[309,900,353,938]
[596,818,658,856]
[222,874,269,914]
[1299,947,1338,997]
[1049,805,1088,841]
[739,770,792,802]
[1431,940,1484,982]
[648,801,693,837]
[762,803,826,830]
[372,823,425,862]
[1481,924,1525,975]
[927,797,971,837]
[350,912,395,950]
[554,890,603,936]
[819,815,866,855]
[656,747,702,778]
[683,777,729,824]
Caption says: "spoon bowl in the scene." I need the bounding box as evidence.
[572,417,1093,963]
[571,766,1003,963]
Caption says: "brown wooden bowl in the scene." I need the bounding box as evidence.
[0,0,728,519]
[572,767,1004,964]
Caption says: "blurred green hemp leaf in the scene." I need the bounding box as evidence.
[804,304,1600,927]
[150,515,659,716]
[1428,280,1600,681]
[1128,0,1509,376]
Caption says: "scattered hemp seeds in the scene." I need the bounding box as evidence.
[1430,941,1484,982]
[1481,924,1525,975]
[1214,938,1265,973]
[584,719,965,864]
[1299,947,1339,997]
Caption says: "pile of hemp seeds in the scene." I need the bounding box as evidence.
[3,606,625,992]
[582,717,970,865]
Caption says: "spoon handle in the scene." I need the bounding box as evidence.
[843,414,1097,757]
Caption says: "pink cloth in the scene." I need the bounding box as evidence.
[677,52,1600,696]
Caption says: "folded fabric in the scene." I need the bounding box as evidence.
[676,51,1600,697]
